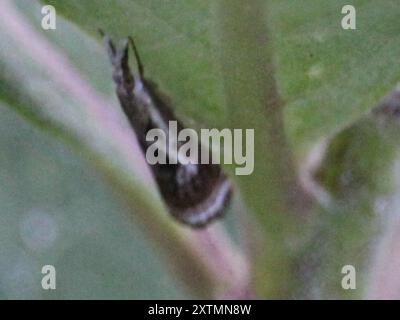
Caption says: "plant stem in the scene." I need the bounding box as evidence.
[215,0,313,297]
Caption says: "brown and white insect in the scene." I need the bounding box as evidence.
[100,31,233,227]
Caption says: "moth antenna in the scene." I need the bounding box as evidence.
[99,29,117,63]
[128,36,144,77]
[120,39,132,78]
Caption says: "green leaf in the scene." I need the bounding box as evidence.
[270,0,400,152]
[0,101,186,299]
[2,0,400,298]
[0,0,247,298]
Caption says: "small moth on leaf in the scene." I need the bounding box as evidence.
[100,31,233,228]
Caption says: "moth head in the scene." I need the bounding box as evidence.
[99,30,135,92]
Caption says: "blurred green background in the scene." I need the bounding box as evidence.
[1,0,400,299]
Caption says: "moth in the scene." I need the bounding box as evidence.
[100,31,233,228]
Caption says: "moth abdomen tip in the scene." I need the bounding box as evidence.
[169,178,233,228]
